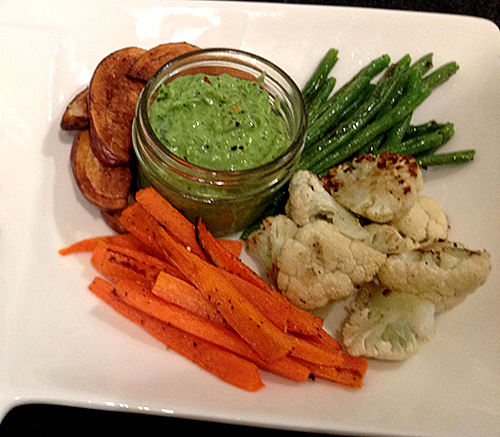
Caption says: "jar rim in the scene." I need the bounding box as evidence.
[136,47,307,180]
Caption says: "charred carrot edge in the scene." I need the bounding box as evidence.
[119,202,294,363]
[90,241,186,283]
[89,277,264,392]
[152,271,227,326]
[115,279,310,382]
[135,187,207,260]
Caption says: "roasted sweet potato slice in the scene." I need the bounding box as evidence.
[88,47,146,166]
[71,130,132,211]
[127,42,200,81]
[60,87,89,130]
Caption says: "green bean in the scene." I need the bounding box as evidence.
[309,74,432,175]
[384,131,445,156]
[307,77,337,124]
[337,84,376,124]
[416,150,476,167]
[381,113,413,150]
[381,123,454,155]
[436,122,455,144]
[404,121,447,139]
[410,53,434,76]
[376,56,424,119]
[370,55,425,149]
[300,56,411,167]
[356,134,385,156]
[302,48,339,106]
[422,61,459,89]
[304,54,391,149]
[333,56,411,136]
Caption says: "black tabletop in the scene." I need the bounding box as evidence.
[1,1,498,436]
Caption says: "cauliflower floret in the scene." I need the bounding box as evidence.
[342,281,436,361]
[392,194,449,243]
[363,195,449,254]
[285,170,368,241]
[322,153,424,223]
[377,240,491,313]
[245,214,298,274]
[363,223,420,254]
[274,220,386,310]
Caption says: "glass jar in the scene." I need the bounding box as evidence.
[132,48,306,237]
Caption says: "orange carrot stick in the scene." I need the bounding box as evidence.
[119,202,171,260]
[114,279,310,382]
[135,187,207,260]
[290,329,368,388]
[91,241,186,284]
[88,277,264,392]
[295,353,368,389]
[221,270,289,332]
[195,218,324,336]
[152,271,226,326]
[59,233,161,257]
[120,203,294,363]
[288,335,343,367]
[299,328,345,353]
[196,218,270,289]
[217,238,244,258]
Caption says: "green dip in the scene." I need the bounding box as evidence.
[149,73,291,171]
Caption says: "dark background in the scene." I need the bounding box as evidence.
[1,1,498,436]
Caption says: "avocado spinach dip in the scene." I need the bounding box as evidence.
[149,73,291,171]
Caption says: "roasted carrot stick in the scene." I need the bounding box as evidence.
[217,238,244,258]
[88,276,264,392]
[152,271,226,326]
[136,187,243,258]
[196,218,324,336]
[294,353,368,389]
[119,202,294,363]
[114,279,310,382]
[221,270,289,332]
[290,328,367,388]
[59,232,162,257]
[196,218,270,289]
[91,241,186,284]
[119,202,171,260]
[288,335,343,367]
[135,187,207,260]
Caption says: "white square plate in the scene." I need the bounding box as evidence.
[1,1,499,435]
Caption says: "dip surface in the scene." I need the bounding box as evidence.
[149,73,290,171]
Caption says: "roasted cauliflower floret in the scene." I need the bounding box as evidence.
[322,153,424,223]
[363,194,449,254]
[363,223,420,254]
[342,281,436,361]
[285,170,368,241]
[392,194,449,243]
[245,214,298,274]
[377,240,491,313]
[274,220,386,310]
